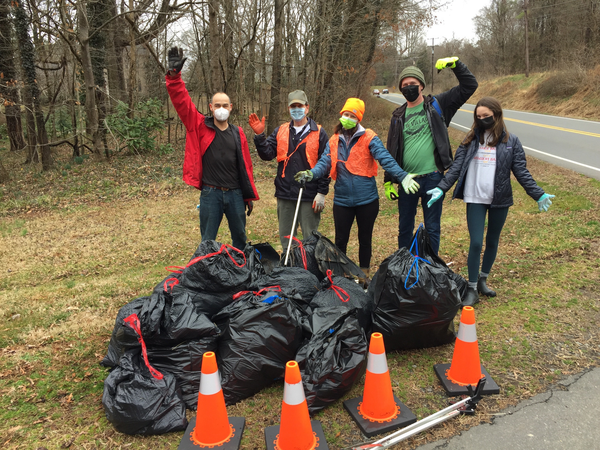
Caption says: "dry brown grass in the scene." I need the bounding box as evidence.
[469,66,600,121]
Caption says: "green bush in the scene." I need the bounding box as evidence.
[106,99,166,154]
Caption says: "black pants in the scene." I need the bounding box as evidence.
[333,199,379,268]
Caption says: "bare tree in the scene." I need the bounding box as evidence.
[13,0,51,169]
[0,0,25,153]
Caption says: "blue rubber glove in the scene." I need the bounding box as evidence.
[426,187,443,208]
[537,193,555,212]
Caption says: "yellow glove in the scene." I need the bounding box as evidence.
[435,57,459,73]
[384,181,398,201]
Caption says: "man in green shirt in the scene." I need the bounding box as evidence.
[384,58,478,254]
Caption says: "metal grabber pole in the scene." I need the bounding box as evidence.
[284,178,305,266]
[346,378,487,450]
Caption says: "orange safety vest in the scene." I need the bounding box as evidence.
[276,124,321,178]
[329,129,378,180]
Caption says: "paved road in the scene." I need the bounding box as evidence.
[381,93,600,180]
[414,367,600,450]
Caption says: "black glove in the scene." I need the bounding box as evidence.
[167,47,187,74]
[245,201,253,217]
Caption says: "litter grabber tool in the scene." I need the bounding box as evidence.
[283,177,306,266]
[345,377,487,450]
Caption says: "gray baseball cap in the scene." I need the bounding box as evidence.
[288,90,309,106]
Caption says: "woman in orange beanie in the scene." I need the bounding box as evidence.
[295,98,419,284]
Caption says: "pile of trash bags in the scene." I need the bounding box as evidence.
[101,227,465,435]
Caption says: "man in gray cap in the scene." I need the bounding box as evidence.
[384,57,478,256]
[249,90,330,250]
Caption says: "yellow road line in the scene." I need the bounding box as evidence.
[458,108,600,138]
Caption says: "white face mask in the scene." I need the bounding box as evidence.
[213,107,230,122]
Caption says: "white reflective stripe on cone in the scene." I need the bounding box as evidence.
[367,351,388,374]
[283,381,305,406]
[200,370,222,396]
[457,322,477,343]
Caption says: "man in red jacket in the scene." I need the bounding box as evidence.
[165,47,259,250]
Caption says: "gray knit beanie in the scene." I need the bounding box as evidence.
[399,66,426,88]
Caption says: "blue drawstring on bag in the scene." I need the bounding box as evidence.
[404,224,431,290]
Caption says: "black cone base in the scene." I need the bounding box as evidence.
[434,363,500,396]
[178,416,245,450]
[343,395,417,438]
[265,420,329,450]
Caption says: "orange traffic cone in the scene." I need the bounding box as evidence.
[343,332,416,438]
[178,352,245,450]
[265,361,329,450]
[434,306,500,396]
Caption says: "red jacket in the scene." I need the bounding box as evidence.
[165,73,259,201]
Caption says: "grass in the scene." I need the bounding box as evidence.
[1,100,600,449]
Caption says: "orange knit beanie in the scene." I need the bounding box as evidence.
[340,98,365,122]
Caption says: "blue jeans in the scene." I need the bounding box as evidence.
[466,203,509,283]
[199,187,247,250]
[397,171,444,254]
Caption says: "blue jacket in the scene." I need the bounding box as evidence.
[437,130,545,208]
[311,125,409,208]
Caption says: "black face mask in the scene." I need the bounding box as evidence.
[477,116,495,129]
[400,84,420,102]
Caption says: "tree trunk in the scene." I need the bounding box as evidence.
[0,0,25,152]
[267,0,283,135]
[13,0,49,167]
[0,156,9,182]
[208,0,222,92]
[89,0,110,156]
[76,1,102,157]
[127,0,137,118]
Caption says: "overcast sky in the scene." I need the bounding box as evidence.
[425,0,490,44]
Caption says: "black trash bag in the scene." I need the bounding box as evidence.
[369,227,461,351]
[310,271,373,331]
[296,307,368,415]
[256,266,320,307]
[244,243,268,287]
[147,335,219,410]
[153,272,181,295]
[101,295,165,368]
[312,232,366,280]
[213,292,307,405]
[167,284,238,320]
[175,240,252,295]
[408,225,469,300]
[250,242,280,275]
[280,234,324,281]
[102,315,187,435]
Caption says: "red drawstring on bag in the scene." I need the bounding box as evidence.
[123,313,164,380]
[163,277,179,292]
[326,269,350,303]
[284,236,307,270]
[165,243,247,274]
[232,285,282,301]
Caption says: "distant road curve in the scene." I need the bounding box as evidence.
[381,93,600,180]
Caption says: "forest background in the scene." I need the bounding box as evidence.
[1,0,600,177]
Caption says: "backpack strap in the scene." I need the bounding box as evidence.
[432,97,445,123]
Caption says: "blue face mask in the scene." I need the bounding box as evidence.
[290,107,306,121]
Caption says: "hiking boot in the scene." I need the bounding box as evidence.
[462,288,480,307]
[477,277,497,297]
